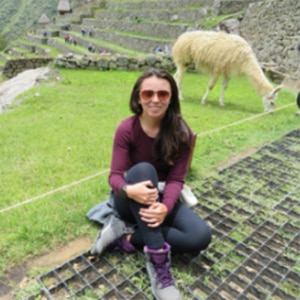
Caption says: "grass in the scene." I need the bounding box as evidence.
[0,68,299,286]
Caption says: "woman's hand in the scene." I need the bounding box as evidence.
[139,202,168,227]
[126,180,158,205]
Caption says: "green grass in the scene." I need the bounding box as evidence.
[0,68,299,279]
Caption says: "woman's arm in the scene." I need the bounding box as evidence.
[162,143,191,213]
[109,118,159,204]
[109,121,132,195]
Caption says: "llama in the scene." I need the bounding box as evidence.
[172,30,282,112]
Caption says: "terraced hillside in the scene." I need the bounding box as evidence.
[0,0,246,66]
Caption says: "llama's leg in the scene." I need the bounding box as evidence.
[202,75,218,105]
[174,65,186,100]
[219,76,230,106]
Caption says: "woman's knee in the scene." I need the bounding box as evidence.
[186,222,212,252]
[203,226,212,248]
[125,162,158,185]
[195,224,212,251]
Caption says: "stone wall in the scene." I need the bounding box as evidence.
[213,0,261,15]
[54,52,176,72]
[240,0,300,75]
[105,0,212,10]
[2,58,53,78]
[94,7,208,23]
[1,51,285,84]
[81,19,189,40]
[53,52,284,84]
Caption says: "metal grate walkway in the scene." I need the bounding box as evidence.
[26,129,300,300]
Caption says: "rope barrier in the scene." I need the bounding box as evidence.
[0,169,109,214]
[197,102,295,137]
[0,102,295,214]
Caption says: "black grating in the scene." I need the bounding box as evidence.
[26,128,300,300]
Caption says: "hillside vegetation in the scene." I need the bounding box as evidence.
[0,0,57,41]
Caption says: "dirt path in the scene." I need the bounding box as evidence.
[0,236,92,299]
[0,67,53,114]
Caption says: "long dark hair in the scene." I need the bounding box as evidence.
[129,68,191,165]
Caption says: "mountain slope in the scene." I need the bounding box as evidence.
[0,0,58,41]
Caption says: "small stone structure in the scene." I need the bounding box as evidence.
[57,0,71,15]
[38,14,50,28]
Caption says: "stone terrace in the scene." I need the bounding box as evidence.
[2,0,297,80]
[9,0,254,57]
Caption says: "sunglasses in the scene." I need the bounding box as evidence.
[140,89,171,102]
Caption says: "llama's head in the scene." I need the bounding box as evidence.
[262,85,282,112]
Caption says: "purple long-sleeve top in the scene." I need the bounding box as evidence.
[109,115,191,213]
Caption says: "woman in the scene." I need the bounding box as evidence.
[92,68,211,300]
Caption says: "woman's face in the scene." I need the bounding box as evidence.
[138,76,171,120]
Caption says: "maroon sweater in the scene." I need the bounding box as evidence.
[109,115,191,213]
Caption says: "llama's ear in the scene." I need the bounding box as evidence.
[272,84,283,96]
[266,85,283,101]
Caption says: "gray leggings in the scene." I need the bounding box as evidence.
[113,162,211,253]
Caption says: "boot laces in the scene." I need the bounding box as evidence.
[154,262,174,288]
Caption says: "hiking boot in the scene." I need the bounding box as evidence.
[144,242,182,300]
[108,235,136,253]
[90,214,134,255]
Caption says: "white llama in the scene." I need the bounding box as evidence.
[172,30,282,112]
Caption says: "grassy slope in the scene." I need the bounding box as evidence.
[0,1,298,294]
[0,0,57,41]
[0,69,299,279]
[0,0,19,38]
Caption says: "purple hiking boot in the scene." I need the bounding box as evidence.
[90,214,135,255]
[144,242,182,300]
